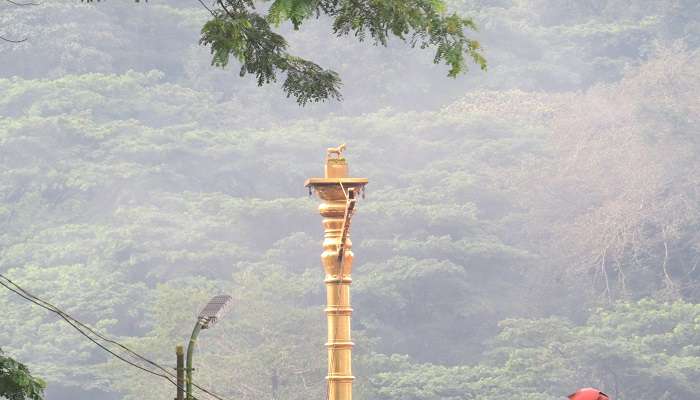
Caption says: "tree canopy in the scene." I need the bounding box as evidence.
[0,349,45,400]
[80,0,486,104]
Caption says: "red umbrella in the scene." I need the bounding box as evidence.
[568,388,610,400]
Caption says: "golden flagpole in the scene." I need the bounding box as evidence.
[305,144,368,400]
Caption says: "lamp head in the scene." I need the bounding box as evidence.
[198,295,233,329]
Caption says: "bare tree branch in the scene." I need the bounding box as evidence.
[196,0,215,16]
[0,34,26,43]
[5,0,39,6]
[2,0,37,43]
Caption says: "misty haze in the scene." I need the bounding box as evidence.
[1,1,699,400]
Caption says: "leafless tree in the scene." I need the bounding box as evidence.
[1,0,39,43]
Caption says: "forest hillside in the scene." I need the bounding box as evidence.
[1,1,700,399]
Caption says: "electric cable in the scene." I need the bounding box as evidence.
[0,274,177,378]
[0,275,229,400]
[0,274,231,400]
[0,279,190,393]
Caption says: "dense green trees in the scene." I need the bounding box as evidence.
[2,1,700,400]
[0,349,45,400]
[364,300,700,400]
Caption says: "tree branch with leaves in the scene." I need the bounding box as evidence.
[0,348,45,400]
[83,0,486,105]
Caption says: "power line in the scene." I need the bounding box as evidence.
[0,275,226,400]
[0,279,185,393]
[0,273,231,400]
[1,274,177,378]
[0,274,231,400]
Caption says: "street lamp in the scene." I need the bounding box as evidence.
[186,295,233,400]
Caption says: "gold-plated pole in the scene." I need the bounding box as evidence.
[305,144,367,400]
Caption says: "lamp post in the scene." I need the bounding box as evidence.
[305,144,368,400]
[186,295,233,400]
